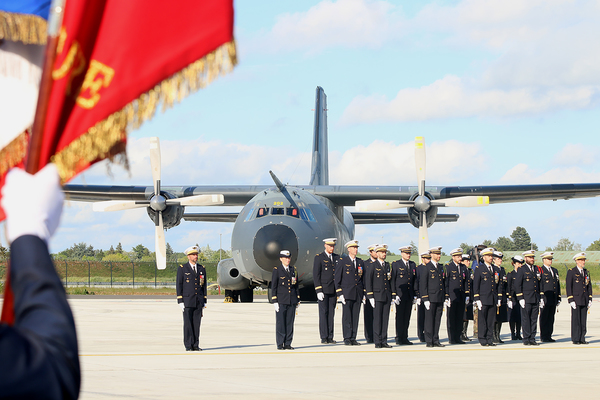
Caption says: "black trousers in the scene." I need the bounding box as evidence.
[521,303,539,343]
[183,306,202,350]
[424,302,443,345]
[342,299,361,340]
[394,298,412,342]
[447,299,464,343]
[478,305,495,345]
[276,303,296,347]
[539,301,557,340]
[571,305,588,343]
[417,302,425,341]
[318,294,336,340]
[363,299,374,342]
[373,301,390,346]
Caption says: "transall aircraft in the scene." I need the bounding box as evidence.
[64,87,600,301]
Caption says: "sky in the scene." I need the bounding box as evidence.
[11,0,600,255]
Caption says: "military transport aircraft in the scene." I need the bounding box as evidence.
[64,86,600,301]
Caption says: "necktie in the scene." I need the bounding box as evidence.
[192,265,196,274]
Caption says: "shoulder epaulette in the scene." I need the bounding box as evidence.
[179,264,183,268]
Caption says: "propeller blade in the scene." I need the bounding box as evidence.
[155,212,167,270]
[431,196,490,208]
[354,199,412,212]
[418,212,430,255]
[92,200,149,212]
[150,137,161,196]
[167,194,225,207]
[415,136,426,196]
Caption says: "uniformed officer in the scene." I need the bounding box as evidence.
[391,245,416,345]
[445,248,466,344]
[176,245,207,351]
[420,246,447,347]
[472,247,498,346]
[461,253,474,342]
[415,251,431,342]
[566,252,593,345]
[334,240,365,345]
[271,250,300,350]
[363,244,378,343]
[539,251,561,342]
[514,250,541,346]
[507,255,524,340]
[314,238,340,344]
[493,251,508,343]
[365,244,393,348]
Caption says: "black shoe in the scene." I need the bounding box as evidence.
[419,338,426,343]
[547,338,556,342]
[395,340,401,345]
[426,343,434,348]
[284,345,294,350]
[524,342,531,346]
[481,343,488,347]
[434,342,445,347]
[344,340,352,346]
[581,340,589,345]
[488,343,496,346]
[517,335,523,340]
[185,348,192,351]
[366,340,374,344]
[277,346,284,350]
[321,339,328,344]
[456,340,465,344]
[351,340,361,346]
[573,341,581,345]
[497,339,504,344]
[530,341,540,346]
[401,340,413,345]
[193,347,202,351]
[375,344,382,348]
[328,339,337,344]
[382,343,392,348]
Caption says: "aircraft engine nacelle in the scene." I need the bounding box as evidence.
[146,192,184,229]
[407,192,437,229]
[217,258,251,290]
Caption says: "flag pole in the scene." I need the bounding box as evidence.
[25,0,65,174]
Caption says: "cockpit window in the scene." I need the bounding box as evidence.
[256,207,269,218]
[271,207,284,215]
[300,207,316,222]
[286,208,299,218]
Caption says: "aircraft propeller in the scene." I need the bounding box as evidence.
[92,137,224,269]
[355,136,489,253]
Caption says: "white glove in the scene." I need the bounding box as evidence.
[179,302,185,312]
[539,299,545,309]
[317,292,325,301]
[362,296,366,304]
[497,299,502,307]
[445,299,451,308]
[416,298,422,306]
[339,294,346,305]
[2,164,64,244]
[519,299,525,309]
[203,303,207,309]
[369,298,375,308]
[413,296,417,305]
[570,302,577,310]
[424,300,431,310]
[274,303,280,312]
[465,296,470,305]
[588,300,592,309]
[296,301,300,309]
[395,296,400,305]
[507,300,513,309]
[475,300,482,310]
[557,300,561,306]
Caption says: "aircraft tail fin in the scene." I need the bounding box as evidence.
[309,86,329,186]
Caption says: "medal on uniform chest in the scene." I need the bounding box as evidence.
[387,270,391,280]
[494,272,499,284]
[199,274,205,286]
[358,265,363,276]
[585,273,589,286]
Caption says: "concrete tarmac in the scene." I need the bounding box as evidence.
[67,297,599,399]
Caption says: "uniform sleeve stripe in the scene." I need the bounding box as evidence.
[367,292,373,295]
[272,296,277,299]
[315,286,322,290]
[177,296,182,299]
[336,289,342,292]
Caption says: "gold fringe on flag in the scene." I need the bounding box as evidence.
[0,11,47,45]
[51,39,238,182]
[0,131,29,177]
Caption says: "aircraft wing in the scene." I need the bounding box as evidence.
[183,213,239,222]
[351,212,459,224]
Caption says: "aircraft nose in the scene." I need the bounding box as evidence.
[253,224,298,272]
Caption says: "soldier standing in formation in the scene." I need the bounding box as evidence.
[365,245,393,348]
[271,250,300,350]
[566,252,593,345]
[362,244,378,343]
[391,245,416,345]
[507,255,524,340]
[514,250,541,346]
[493,251,508,343]
[313,238,339,344]
[176,246,207,351]
[445,248,466,344]
[539,251,561,342]
[461,253,474,342]
[420,246,447,348]
[472,247,498,346]
[334,240,365,346]
[415,251,430,342]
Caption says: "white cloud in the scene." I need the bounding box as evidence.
[553,143,600,166]
[500,163,600,184]
[251,0,400,53]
